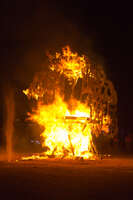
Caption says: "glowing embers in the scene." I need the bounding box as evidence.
[49,46,87,82]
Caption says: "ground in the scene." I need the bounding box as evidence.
[0,157,133,199]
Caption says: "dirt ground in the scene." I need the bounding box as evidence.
[0,157,133,200]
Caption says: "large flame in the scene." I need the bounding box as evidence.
[27,94,94,159]
[22,46,117,160]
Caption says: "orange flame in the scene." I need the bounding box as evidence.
[22,46,113,160]
[27,94,94,159]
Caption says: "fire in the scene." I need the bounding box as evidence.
[49,46,86,82]
[27,94,93,159]
[22,46,117,160]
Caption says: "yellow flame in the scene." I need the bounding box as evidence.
[22,46,112,160]
[28,94,94,159]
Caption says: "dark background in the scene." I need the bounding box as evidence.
[0,1,133,141]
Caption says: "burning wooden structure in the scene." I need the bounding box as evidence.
[23,46,117,160]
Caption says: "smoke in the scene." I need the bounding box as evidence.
[4,84,15,162]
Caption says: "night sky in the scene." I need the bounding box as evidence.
[1,1,133,134]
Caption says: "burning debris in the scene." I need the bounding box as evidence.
[22,46,117,160]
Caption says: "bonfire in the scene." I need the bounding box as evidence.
[22,46,117,160]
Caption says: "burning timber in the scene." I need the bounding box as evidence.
[22,46,117,160]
